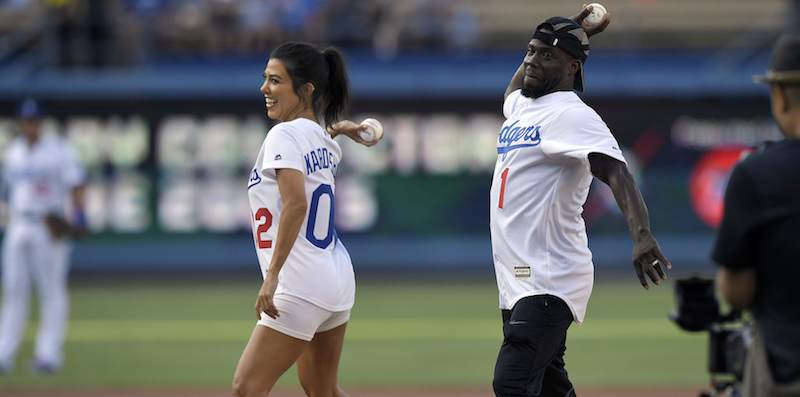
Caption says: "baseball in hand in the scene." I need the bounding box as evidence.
[359,118,384,143]
[584,3,607,26]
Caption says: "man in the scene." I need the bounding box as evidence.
[490,8,671,397]
[0,98,87,374]
[713,34,800,396]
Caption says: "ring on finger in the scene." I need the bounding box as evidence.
[651,259,659,266]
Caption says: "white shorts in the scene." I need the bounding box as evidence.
[257,294,350,341]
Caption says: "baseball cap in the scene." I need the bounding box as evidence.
[532,17,590,92]
[17,98,47,119]
[753,34,800,85]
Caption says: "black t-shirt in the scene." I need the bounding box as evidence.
[712,139,800,383]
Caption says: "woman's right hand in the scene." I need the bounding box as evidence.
[255,275,280,320]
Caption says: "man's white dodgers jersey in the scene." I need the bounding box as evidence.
[490,90,626,324]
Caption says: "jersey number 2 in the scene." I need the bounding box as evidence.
[253,208,273,248]
[498,168,509,209]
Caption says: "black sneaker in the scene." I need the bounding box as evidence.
[30,360,60,375]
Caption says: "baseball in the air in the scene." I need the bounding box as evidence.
[584,3,607,26]
[359,118,384,143]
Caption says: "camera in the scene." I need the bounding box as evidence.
[670,276,751,397]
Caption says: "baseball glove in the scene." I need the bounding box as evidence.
[45,214,76,239]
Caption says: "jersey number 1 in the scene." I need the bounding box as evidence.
[498,168,509,209]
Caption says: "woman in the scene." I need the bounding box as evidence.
[233,42,379,397]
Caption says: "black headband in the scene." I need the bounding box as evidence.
[532,17,589,63]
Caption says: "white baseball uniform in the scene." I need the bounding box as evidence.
[0,129,86,371]
[490,90,626,324]
[247,118,355,313]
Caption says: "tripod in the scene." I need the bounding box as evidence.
[697,323,750,397]
[699,375,741,397]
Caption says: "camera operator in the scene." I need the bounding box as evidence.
[711,33,800,397]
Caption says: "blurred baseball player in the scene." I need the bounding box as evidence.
[0,98,87,375]
[489,7,671,396]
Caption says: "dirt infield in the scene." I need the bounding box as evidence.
[1,385,707,396]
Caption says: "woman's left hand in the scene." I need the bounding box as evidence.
[328,120,382,146]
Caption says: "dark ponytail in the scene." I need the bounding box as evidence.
[321,48,350,128]
[270,42,351,128]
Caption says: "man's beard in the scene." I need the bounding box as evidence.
[521,83,540,98]
[521,77,560,98]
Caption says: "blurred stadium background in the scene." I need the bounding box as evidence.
[1,0,797,278]
[0,0,797,393]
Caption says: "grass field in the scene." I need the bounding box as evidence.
[0,275,711,392]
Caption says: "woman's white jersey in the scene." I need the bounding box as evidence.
[247,118,355,312]
[489,90,626,324]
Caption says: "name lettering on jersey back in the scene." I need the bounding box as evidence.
[304,147,338,176]
[497,120,541,160]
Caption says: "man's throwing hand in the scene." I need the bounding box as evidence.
[571,4,611,37]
